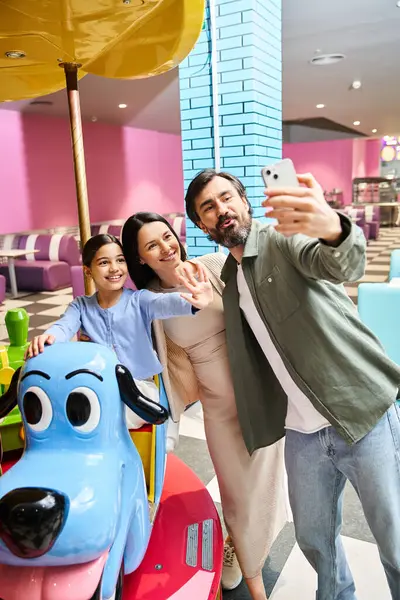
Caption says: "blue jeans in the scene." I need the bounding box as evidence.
[285,403,400,600]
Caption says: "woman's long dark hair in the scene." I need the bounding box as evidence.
[122,212,187,290]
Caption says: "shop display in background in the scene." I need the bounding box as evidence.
[324,189,344,208]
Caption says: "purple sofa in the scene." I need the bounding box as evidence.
[0,234,81,292]
[364,205,380,240]
[0,274,5,304]
[342,207,371,240]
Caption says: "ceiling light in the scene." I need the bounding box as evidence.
[372,129,377,134]
[397,1,400,7]
[316,104,325,109]
[5,50,26,59]
[353,121,361,126]
[310,54,345,66]
[118,103,127,109]
[350,80,362,90]
[91,116,98,122]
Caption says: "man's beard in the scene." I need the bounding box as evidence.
[207,214,251,248]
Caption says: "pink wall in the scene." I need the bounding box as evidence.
[0,111,184,234]
[283,138,381,205]
[352,138,381,179]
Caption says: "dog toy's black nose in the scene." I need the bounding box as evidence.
[0,487,68,558]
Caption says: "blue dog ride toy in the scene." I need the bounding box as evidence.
[0,342,168,600]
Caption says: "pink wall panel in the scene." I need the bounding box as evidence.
[283,138,381,206]
[0,111,184,234]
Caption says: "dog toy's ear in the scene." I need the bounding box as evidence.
[116,365,168,425]
[0,367,20,419]
[0,367,21,470]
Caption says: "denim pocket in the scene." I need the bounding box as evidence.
[388,404,400,466]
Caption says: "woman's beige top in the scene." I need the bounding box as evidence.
[150,252,226,421]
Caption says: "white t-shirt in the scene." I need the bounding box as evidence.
[237,265,329,434]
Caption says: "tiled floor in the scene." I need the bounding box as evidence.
[0,227,399,599]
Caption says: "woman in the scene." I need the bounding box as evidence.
[122,213,288,600]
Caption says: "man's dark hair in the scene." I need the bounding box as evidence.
[185,169,253,225]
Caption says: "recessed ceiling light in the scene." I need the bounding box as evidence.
[5,50,26,59]
[350,80,362,90]
[316,104,325,109]
[310,54,345,66]
[353,121,361,126]
[118,103,127,109]
[372,129,377,134]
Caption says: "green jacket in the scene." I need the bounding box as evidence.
[221,216,400,455]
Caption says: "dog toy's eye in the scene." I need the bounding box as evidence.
[23,387,53,432]
[66,387,101,433]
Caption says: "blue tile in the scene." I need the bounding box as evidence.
[222,113,252,126]
[223,135,249,147]
[192,138,215,150]
[191,117,214,129]
[220,146,245,157]
[184,148,213,160]
[190,74,213,88]
[221,90,257,104]
[180,99,190,110]
[219,0,253,15]
[245,145,268,157]
[193,158,215,169]
[186,106,212,120]
[220,46,253,62]
[218,21,253,39]
[244,78,282,102]
[184,127,213,140]
[180,85,212,100]
[219,124,244,136]
[218,58,243,73]
[217,13,242,28]
[219,102,244,116]
[216,36,243,51]
[192,245,219,255]
[223,156,262,167]
[219,81,243,94]
[189,53,211,67]
[190,96,212,109]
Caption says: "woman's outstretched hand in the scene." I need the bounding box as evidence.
[178,263,213,310]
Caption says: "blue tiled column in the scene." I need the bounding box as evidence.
[179,0,282,257]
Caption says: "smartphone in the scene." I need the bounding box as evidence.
[261,158,299,189]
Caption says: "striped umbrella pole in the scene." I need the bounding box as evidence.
[61,62,95,296]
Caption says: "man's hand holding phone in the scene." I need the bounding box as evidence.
[263,172,342,244]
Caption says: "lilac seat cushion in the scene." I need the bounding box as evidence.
[16,234,80,266]
[0,260,71,292]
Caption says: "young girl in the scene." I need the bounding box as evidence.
[26,235,213,389]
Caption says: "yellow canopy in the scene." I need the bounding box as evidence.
[0,0,204,102]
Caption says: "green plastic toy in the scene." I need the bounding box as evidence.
[0,308,29,455]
